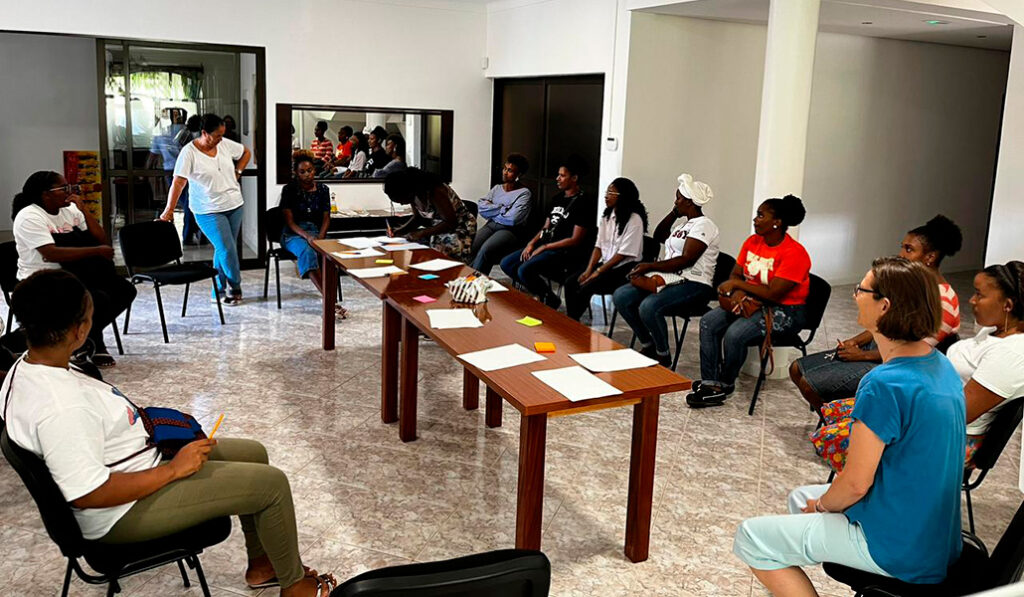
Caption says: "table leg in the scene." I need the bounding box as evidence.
[462,369,479,410]
[399,317,419,442]
[625,395,660,563]
[485,386,502,428]
[381,302,400,423]
[515,413,547,550]
[321,253,336,350]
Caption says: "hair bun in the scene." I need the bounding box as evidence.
[781,194,806,227]
[924,215,962,257]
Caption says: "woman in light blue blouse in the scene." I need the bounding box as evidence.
[470,153,532,274]
[734,257,965,594]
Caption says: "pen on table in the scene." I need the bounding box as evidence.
[209,413,225,439]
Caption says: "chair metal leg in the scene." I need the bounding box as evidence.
[275,256,282,309]
[106,578,120,596]
[629,332,637,349]
[607,307,618,338]
[61,560,73,597]
[672,318,690,371]
[213,277,225,324]
[966,487,975,533]
[826,469,836,483]
[110,320,123,355]
[5,309,11,334]
[600,295,608,325]
[337,272,344,302]
[177,559,191,588]
[749,350,770,416]
[154,285,169,343]
[181,283,190,317]
[263,257,271,299]
[123,302,131,334]
[192,555,212,597]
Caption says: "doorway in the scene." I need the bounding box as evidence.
[491,75,604,226]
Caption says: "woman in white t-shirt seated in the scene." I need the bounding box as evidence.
[563,177,648,321]
[11,171,136,368]
[160,113,252,306]
[951,261,1024,465]
[612,173,720,368]
[2,271,336,597]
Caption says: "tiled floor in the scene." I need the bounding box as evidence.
[0,268,1018,596]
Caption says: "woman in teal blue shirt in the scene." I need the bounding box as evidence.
[734,256,965,594]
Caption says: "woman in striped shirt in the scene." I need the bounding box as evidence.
[790,215,963,411]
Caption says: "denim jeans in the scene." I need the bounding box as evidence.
[613,280,715,356]
[499,247,578,299]
[794,341,879,402]
[194,205,244,295]
[471,221,523,275]
[699,304,807,386]
[281,222,320,278]
[563,262,635,321]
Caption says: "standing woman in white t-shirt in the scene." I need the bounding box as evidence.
[11,171,136,368]
[160,114,252,305]
[613,173,720,368]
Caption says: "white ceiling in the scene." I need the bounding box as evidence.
[638,0,1014,50]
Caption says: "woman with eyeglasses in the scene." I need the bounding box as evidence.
[470,153,532,275]
[11,171,136,368]
[736,257,965,594]
[791,215,963,412]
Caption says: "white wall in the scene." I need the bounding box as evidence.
[0,0,491,215]
[987,25,1024,266]
[0,33,100,230]
[621,13,1008,284]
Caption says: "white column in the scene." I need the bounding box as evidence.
[986,25,1024,265]
[750,0,821,232]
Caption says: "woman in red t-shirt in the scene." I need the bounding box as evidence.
[688,195,811,408]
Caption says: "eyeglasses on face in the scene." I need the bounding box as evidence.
[47,184,80,194]
[853,286,884,299]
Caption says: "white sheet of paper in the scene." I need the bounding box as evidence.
[569,349,659,373]
[426,308,484,329]
[336,237,379,250]
[457,343,547,371]
[346,265,406,279]
[532,366,623,402]
[487,280,509,292]
[331,247,384,259]
[382,242,429,252]
[370,236,407,244]
[409,258,464,272]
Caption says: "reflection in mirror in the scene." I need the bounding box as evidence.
[277,105,452,184]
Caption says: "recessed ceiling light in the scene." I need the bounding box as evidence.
[924,19,950,25]
[861,21,873,25]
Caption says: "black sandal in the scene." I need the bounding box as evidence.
[91,353,116,368]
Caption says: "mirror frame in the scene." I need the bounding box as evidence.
[275,103,454,185]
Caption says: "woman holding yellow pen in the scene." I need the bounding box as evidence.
[1,270,336,597]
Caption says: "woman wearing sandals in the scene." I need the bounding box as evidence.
[2,271,337,597]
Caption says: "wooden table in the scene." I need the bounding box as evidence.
[384,287,690,562]
[310,239,691,561]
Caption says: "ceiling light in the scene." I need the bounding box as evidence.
[924,19,950,25]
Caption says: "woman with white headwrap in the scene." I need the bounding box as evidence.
[613,174,721,368]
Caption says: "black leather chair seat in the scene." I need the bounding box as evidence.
[83,517,231,576]
[132,263,218,286]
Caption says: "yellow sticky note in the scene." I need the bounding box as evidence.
[375,259,394,265]
[534,342,556,353]
[517,316,542,327]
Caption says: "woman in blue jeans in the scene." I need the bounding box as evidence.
[162,113,251,305]
[279,152,340,314]
[613,173,720,368]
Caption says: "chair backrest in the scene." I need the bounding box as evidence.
[802,274,832,334]
[0,241,19,295]
[988,499,1024,588]
[265,206,286,245]
[331,549,550,597]
[462,199,479,219]
[971,397,1024,472]
[0,428,85,558]
[641,236,660,262]
[935,333,961,355]
[711,252,736,290]
[117,220,182,271]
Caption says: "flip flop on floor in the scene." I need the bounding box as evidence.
[246,566,317,590]
[335,304,348,319]
[313,574,337,596]
[91,353,116,368]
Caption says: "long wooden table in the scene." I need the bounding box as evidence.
[310,239,691,562]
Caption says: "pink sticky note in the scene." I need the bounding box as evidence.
[413,295,437,304]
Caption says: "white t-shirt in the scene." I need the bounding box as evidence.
[2,358,162,539]
[596,212,644,265]
[946,327,1024,435]
[173,137,245,215]
[662,216,720,288]
[12,203,89,280]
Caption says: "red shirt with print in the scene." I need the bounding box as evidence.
[310,139,334,162]
[737,233,812,305]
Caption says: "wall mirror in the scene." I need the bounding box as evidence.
[275,103,452,184]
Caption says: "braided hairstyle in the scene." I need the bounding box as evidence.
[11,270,92,348]
[909,215,962,266]
[982,261,1024,323]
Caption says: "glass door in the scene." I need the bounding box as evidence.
[98,39,264,266]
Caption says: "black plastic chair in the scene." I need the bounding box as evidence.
[0,241,19,332]
[118,221,224,343]
[963,396,1024,533]
[824,497,1024,596]
[935,333,961,355]
[746,273,832,415]
[331,549,550,596]
[0,429,230,596]
[264,206,344,309]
